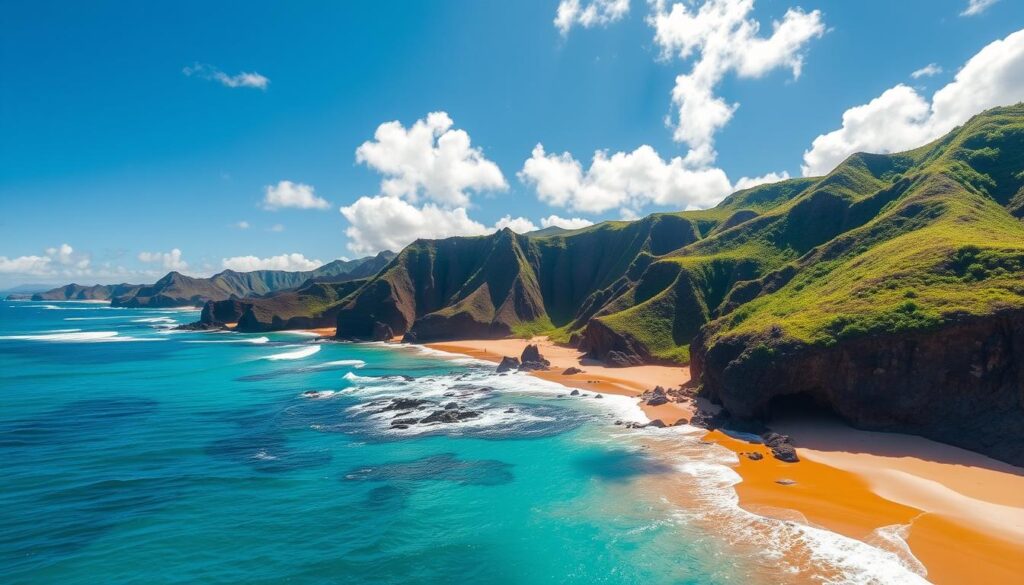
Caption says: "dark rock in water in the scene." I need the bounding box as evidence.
[614,420,623,425]
[595,394,604,399]
[562,367,583,375]
[747,452,764,461]
[421,409,481,424]
[400,375,415,382]
[392,424,409,429]
[569,389,580,396]
[444,402,459,410]
[645,419,666,428]
[673,418,689,426]
[378,398,431,412]
[519,344,551,371]
[391,418,419,426]
[504,408,515,413]
[762,432,799,462]
[497,356,520,373]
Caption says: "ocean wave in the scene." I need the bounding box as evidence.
[262,345,321,361]
[0,330,161,343]
[635,433,931,585]
[64,316,124,321]
[185,336,270,345]
[315,359,366,369]
[131,317,177,324]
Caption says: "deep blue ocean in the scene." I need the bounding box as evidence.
[0,300,928,584]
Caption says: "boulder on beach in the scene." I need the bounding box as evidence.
[518,344,551,371]
[496,356,520,373]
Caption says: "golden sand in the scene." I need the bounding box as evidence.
[427,336,1024,585]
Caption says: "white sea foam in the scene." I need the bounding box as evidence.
[629,431,931,585]
[263,345,321,360]
[0,330,160,343]
[278,330,320,338]
[131,317,177,324]
[315,359,366,369]
[185,336,270,345]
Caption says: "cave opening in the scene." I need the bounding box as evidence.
[764,391,845,425]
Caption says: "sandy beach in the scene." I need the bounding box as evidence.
[426,336,1024,585]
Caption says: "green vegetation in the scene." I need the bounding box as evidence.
[334,104,1024,362]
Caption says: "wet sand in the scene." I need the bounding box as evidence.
[426,336,1024,585]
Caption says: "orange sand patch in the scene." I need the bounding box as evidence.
[426,336,1024,585]
[293,327,336,337]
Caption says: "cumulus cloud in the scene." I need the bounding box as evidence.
[802,29,1024,176]
[262,180,329,210]
[911,63,943,79]
[235,220,250,229]
[183,63,269,90]
[519,143,733,214]
[221,254,323,272]
[494,215,539,233]
[555,0,630,36]
[733,170,791,191]
[138,249,188,271]
[340,196,490,255]
[0,244,90,276]
[961,0,999,17]
[540,215,595,230]
[649,0,825,165]
[355,112,507,207]
[268,224,285,233]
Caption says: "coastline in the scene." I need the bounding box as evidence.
[420,335,1024,585]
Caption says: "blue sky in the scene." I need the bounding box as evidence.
[1,0,1022,287]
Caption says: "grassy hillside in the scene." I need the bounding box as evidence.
[333,104,1024,372]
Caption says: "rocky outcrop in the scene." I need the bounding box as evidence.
[9,282,143,301]
[496,357,520,373]
[692,310,1024,467]
[762,432,799,463]
[578,319,648,366]
[518,344,550,371]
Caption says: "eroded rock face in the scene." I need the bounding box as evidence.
[579,320,648,367]
[496,357,520,373]
[692,310,1024,466]
[519,344,550,371]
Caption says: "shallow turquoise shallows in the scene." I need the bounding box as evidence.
[0,300,757,585]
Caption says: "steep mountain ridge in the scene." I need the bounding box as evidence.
[326,104,1024,465]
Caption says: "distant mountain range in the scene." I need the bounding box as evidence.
[6,252,395,308]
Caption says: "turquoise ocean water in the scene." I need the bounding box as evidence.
[0,300,929,584]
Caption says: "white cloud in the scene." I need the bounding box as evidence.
[235,220,250,229]
[961,0,999,17]
[649,0,825,164]
[540,215,595,230]
[0,244,90,276]
[519,143,733,214]
[268,224,285,233]
[221,254,323,272]
[262,180,329,210]
[355,111,507,207]
[910,63,943,79]
[494,215,539,233]
[183,63,269,90]
[138,249,188,271]
[555,0,630,36]
[340,196,491,255]
[0,254,52,275]
[802,28,1024,176]
[733,170,790,191]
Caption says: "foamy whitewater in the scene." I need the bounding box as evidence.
[0,300,929,584]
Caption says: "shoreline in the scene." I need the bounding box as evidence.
[422,336,1024,585]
